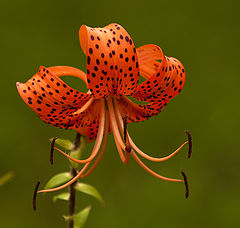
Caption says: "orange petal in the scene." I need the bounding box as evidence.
[134,44,185,104]
[48,66,87,84]
[79,23,139,98]
[115,93,182,123]
[16,66,101,141]
[137,44,163,66]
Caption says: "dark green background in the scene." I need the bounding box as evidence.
[1,0,239,227]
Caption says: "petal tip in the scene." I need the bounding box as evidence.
[16,82,23,89]
[38,66,45,72]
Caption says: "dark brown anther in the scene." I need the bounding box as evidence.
[125,145,132,153]
[50,137,57,165]
[123,115,128,143]
[185,130,192,158]
[181,171,189,199]
[33,181,40,211]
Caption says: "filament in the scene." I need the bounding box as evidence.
[107,97,128,164]
[107,97,125,149]
[113,98,188,162]
[115,137,129,164]
[53,99,105,164]
[111,98,131,164]
[73,97,94,115]
[131,151,183,182]
[38,163,90,193]
[80,109,109,178]
[129,135,188,162]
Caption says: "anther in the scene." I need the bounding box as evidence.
[125,145,132,153]
[181,171,189,199]
[185,130,192,158]
[50,137,57,165]
[33,181,40,211]
[123,115,128,143]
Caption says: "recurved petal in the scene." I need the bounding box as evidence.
[133,44,185,105]
[79,23,139,98]
[16,66,100,141]
[137,44,164,66]
[48,66,88,84]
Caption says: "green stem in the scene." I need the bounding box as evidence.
[69,168,77,228]
[68,133,81,228]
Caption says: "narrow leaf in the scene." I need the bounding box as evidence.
[0,171,14,187]
[50,138,74,150]
[74,206,91,228]
[75,183,104,205]
[53,192,70,202]
[44,172,72,190]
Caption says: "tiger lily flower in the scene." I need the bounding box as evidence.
[16,23,190,195]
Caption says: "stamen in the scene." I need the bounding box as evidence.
[132,151,183,182]
[53,99,105,164]
[80,110,109,178]
[181,171,189,198]
[73,97,94,115]
[50,137,57,165]
[113,98,187,162]
[33,181,40,211]
[185,130,192,158]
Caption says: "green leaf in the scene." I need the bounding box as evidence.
[0,171,14,187]
[75,183,104,205]
[44,172,72,190]
[74,206,91,228]
[50,138,74,150]
[53,192,70,202]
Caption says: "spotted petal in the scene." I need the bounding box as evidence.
[116,44,185,123]
[16,66,100,141]
[79,23,139,98]
[133,44,185,103]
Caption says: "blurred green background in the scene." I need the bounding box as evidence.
[1,0,240,227]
